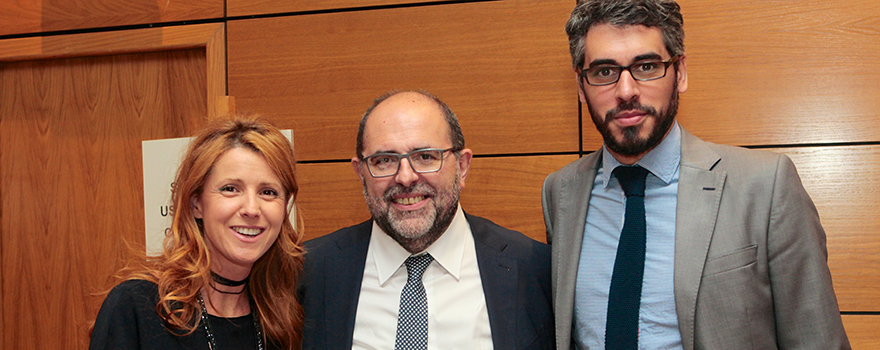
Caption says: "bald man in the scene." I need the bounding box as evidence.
[298,91,554,350]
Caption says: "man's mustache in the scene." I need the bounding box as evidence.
[382,183,436,201]
[603,100,658,125]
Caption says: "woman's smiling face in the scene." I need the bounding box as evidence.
[193,147,287,276]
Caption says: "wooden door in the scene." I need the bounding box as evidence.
[0,23,227,349]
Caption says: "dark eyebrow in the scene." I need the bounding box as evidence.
[587,53,665,68]
[633,53,664,62]
[368,147,433,156]
[587,59,619,68]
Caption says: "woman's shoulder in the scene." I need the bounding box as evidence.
[111,279,158,293]
[107,279,158,301]
[99,279,160,317]
[91,280,166,349]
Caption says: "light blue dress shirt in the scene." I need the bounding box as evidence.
[573,122,683,350]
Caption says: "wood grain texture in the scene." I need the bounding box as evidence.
[0,23,223,62]
[771,145,880,312]
[674,0,880,147]
[1,23,229,120]
[296,162,372,241]
[296,155,578,243]
[228,0,578,161]
[0,50,206,350]
[228,0,447,17]
[842,315,880,349]
[202,23,227,119]
[460,154,579,243]
[0,0,223,36]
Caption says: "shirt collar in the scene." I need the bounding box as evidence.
[369,204,469,285]
[600,121,682,187]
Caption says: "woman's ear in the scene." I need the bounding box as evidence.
[191,195,203,219]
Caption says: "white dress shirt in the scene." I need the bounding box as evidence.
[352,205,494,350]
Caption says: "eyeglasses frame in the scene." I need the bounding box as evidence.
[360,147,458,178]
[578,55,681,86]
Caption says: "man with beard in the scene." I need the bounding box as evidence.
[542,1,849,349]
[299,90,554,349]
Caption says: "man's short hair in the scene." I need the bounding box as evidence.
[356,90,465,159]
[565,0,685,69]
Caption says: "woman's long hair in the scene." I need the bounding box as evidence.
[122,113,304,349]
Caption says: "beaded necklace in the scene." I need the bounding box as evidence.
[197,294,264,350]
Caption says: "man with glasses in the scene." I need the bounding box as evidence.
[299,90,554,349]
[542,1,849,349]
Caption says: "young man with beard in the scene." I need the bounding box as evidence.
[542,1,849,349]
[299,90,554,349]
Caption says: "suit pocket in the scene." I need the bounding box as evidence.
[702,245,758,277]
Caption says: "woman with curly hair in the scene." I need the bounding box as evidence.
[90,113,304,350]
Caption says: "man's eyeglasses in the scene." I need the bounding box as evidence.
[579,55,680,86]
[361,148,457,178]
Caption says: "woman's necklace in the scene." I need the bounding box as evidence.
[210,272,248,295]
[197,293,264,350]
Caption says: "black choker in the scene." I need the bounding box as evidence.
[211,271,249,287]
[209,281,246,295]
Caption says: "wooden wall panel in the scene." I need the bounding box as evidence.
[0,50,206,349]
[0,23,228,119]
[773,145,880,312]
[461,155,579,243]
[673,0,880,147]
[297,162,371,241]
[842,315,880,349]
[296,155,577,243]
[229,0,446,17]
[0,0,223,36]
[228,0,577,161]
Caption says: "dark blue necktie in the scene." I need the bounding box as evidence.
[395,253,434,350]
[605,166,649,350]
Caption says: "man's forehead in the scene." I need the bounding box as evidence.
[584,23,668,63]
[369,93,439,121]
[362,95,449,152]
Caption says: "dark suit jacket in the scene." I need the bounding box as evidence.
[542,127,849,350]
[298,213,554,350]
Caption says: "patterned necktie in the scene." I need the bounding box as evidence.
[395,253,434,350]
[606,166,649,350]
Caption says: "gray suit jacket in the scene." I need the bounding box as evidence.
[542,128,850,350]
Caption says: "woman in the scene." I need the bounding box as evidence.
[90,114,304,350]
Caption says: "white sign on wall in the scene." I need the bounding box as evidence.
[142,130,293,256]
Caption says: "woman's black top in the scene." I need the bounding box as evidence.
[90,279,274,350]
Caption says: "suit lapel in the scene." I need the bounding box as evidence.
[324,222,371,348]
[470,214,518,350]
[552,150,600,348]
[673,129,725,350]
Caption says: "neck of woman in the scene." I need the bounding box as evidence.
[202,285,251,317]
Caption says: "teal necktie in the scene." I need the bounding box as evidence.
[605,166,649,350]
